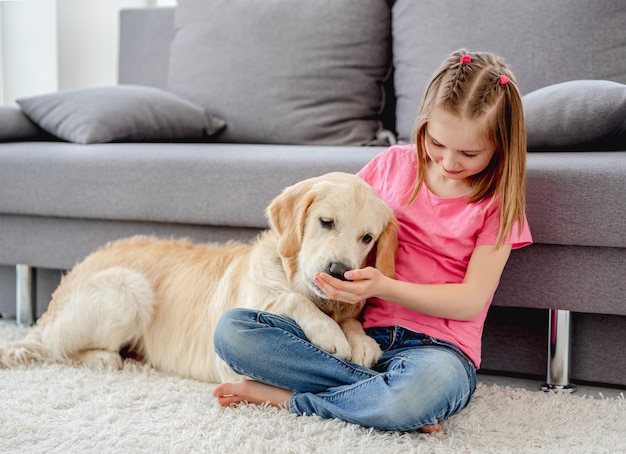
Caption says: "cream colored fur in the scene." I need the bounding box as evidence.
[0,173,398,383]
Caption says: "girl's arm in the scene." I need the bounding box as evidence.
[314,244,512,321]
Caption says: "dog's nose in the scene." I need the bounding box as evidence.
[328,262,352,281]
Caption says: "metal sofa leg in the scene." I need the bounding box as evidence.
[16,264,36,327]
[541,309,576,392]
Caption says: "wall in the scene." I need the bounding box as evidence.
[0,0,58,104]
[0,0,176,105]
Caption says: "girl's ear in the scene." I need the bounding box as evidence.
[375,216,398,278]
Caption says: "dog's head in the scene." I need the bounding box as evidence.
[267,172,398,300]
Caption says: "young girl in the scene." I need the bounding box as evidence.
[212,49,532,433]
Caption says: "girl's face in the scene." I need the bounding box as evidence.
[424,108,497,183]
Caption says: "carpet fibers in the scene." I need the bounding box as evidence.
[1,321,624,453]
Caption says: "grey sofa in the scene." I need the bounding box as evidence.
[1,0,625,389]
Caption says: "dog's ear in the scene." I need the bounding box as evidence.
[375,215,398,278]
[267,178,318,270]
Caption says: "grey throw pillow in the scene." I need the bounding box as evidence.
[16,85,226,144]
[523,80,626,151]
[168,0,392,146]
[0,106,41,140]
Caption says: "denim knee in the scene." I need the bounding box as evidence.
[213,308,255,367]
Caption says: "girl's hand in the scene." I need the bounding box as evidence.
[314,266,384,304]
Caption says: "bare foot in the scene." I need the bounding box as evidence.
[213,380,441,433]
[212,380,293,409]
[419,422,441,433]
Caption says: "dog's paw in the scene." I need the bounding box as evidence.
[304,321,352,362]
[0,341,47,367]
[72,349,124,370]
[349,335,383,368]
[269,294,353,361]
[0,343,44,369]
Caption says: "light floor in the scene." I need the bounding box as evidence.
[2,316,624,399]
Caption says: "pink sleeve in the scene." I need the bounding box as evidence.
[477,201,533,249]
[356,148,388,189]
[357,145,415,194]
[508,215,533,249]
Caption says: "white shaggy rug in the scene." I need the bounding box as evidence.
[1,321,624,454]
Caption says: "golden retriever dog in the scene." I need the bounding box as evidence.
[0,172,398,383]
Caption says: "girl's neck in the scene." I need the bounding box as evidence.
[424,160,472,198]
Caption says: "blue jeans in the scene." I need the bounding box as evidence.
[214,308,476,432]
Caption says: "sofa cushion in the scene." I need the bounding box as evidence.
[16,85,226,144]
[0,106,40,140]
[118,8,176,91]
[168,0,391,146]
[523,152,626,248]
[523,80,626,151]
[1,142,624,249]
[391,0,626,142]
[0,142,382,229]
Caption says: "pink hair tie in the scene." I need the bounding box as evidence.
[499,74,510,85]
[460,54,472,63]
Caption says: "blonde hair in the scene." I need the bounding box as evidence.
[409,49,527,248]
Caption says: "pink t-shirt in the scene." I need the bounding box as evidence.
[358,145,532,367]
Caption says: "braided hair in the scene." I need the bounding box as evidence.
[409,49,527,248]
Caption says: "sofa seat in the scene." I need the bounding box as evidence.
[0,142,384,228]
[0,142,382,268]
[2,142,624,249]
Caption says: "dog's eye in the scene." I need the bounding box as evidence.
[320,218,335,230]
[362,234,374,244]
